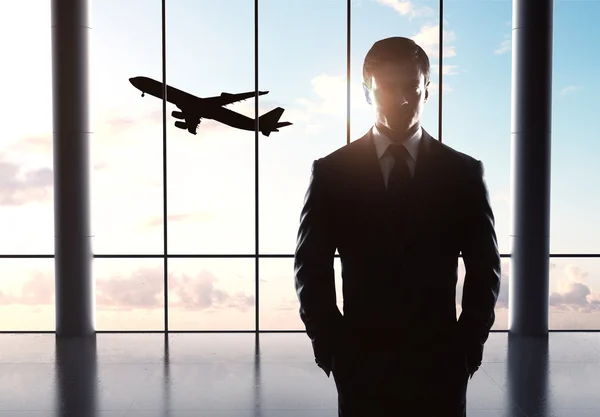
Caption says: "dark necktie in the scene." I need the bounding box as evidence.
[386,143,412,204]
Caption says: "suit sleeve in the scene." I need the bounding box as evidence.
[294,159,343,378]
[458,160,501,368]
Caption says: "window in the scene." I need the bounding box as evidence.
[550,1,600,255]
[168,258,255,330]
[0,259,55,331]
[91,0,164,254]
[0,2,54,255]
[95,258,164,331]
[549,1,600,330]
[165,0,255,255]
[549,258,600,330]
[0,2,54,331]
[6,1,593,332]
[260,258,343,330]
[441,1,512,255]
[258,0,347,254]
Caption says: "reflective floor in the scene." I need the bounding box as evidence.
[0,332,599,416]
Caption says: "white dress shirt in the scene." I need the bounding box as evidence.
[372,124,422,188]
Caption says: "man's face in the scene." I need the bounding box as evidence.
[363,62,429,133]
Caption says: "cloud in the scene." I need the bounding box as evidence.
[412,25,457,59]
[96,267,164,311]
[96,107,163,140]
[0,158,53,206]
[95,266,254,312]
[94,161,108,171]
[550,264,600,313]
[494,38,511,55]
[0,271,54,306]
[3,258,600,324]
[0,263,255,314]
[375,0,435,19]
[144,212,214,228]
[431,64,459,75]
[291,73,368,134]
[168,269,254,312]
[302,74,348,116]
[274,297,300,312]
[460,261,600,314]
[5,134,53,155]
[560,86,583,96]
[428,81,453,94]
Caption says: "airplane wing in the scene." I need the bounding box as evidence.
[205,91,268,107]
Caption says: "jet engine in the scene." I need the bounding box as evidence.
[172,110,185,119]
[174,121,187,130]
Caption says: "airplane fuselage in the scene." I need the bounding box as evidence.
[130,76,258,132]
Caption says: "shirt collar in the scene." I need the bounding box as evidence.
[372,124,422,162]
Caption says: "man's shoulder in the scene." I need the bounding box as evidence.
[433,139,482,173]
[316,131,371,167]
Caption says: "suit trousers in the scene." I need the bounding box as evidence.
[331,341,469,417]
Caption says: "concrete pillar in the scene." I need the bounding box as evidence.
[51,0,94,336]
[509,0,554,336]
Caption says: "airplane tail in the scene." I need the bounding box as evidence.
[258,107,292,137]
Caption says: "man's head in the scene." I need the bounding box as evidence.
[363,37,430,134]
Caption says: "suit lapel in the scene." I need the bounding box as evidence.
[352,129,388,207]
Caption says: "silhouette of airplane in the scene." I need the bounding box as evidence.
[129,76,292,136]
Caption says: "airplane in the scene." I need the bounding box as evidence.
[129,76,292,136]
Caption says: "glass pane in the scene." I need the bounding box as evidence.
[258,0,347,254]
[549,257,600,330]
[168,258,255,330]
[91,0,164,254]
[0,258,55,331]
[0,2,54,254]
[442,0,512,254]
[95,258,165,331]
[259,257,343,330]
[550,2,600,254]
[350,0,440,141]
[166,0,255,254]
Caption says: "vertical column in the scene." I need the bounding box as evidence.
[509,0,554,336]
[52,0,94,336]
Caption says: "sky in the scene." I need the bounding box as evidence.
[0,0,599,331]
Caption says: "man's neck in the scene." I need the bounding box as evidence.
[375,122,420,143]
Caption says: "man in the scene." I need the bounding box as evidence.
[294,37,501,416]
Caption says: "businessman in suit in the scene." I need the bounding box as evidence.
[294,37,501,416]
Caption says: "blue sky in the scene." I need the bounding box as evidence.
[0,0,599,331]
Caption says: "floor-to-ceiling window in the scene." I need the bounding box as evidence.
[257,0,346,330]
[164,0,257,331]
[0,1,55,331]
[2,0,598,332]
[92,0,165,331]
[441,0,512,330]
[549,0,600,330]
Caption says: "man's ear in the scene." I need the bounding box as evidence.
[363,82,372,105]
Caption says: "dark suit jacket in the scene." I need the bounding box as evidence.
[294,127,501,378]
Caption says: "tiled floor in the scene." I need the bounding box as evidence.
[0,332,598,416]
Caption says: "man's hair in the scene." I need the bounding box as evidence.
[362,37,430,88]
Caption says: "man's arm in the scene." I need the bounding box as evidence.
[458,160,502,377]
[294,158,343,378]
